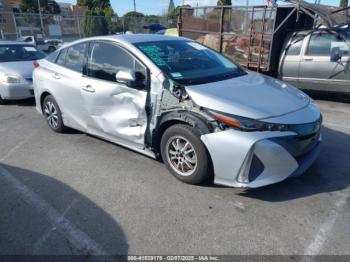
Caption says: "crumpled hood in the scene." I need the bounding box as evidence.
[185,71,310,120]
[0,61,34,79]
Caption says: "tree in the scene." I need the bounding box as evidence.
[340,0,348,8]
[168,0,175,14]
[124,11,144,18]
[167,5,191,23]
[217,0,232,5]
[20,0,60,14]
[79,0,114,37]
[123,11,145,32]
[77,0,111,9]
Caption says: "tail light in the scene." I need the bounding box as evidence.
[33,61,40,68]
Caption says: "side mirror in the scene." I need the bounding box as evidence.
[115,69,145,89]
[116,69,136,84]
[330,46,342,62]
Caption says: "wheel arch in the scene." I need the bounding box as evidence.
[152,110,212,157]
[40,91,52,111]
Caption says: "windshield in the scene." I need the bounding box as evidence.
[134,40,246,85]
[0,45,46,62]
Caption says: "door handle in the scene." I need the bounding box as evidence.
[81,85,95,93]
[52,73,61,79]
[303,58,313,61]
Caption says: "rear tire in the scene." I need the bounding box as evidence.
[42,95,66,133]
[160,124,211,185]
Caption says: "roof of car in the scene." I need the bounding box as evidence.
[0,41,33,45]
[77,33,187,45]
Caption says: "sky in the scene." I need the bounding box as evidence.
[58,0,342,16]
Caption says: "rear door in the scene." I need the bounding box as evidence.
[298,31,350,93]
[48,42,89,130]
[80,41,149,148]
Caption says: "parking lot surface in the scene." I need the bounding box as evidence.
[0,97,349,255]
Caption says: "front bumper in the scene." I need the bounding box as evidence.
[0,81,34,100]
[201,128,321,188]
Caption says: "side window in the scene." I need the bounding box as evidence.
[65,43,87,73]
[56,48,67,66]
[46,50,59,63]
[306,32,349,56]
[87,41,147,86]
[285,34,305,56]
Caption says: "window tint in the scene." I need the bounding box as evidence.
[56,48,67,66]
[88,42,147,85]
[0,45,45,62]
[285,34,304,56]
[65,43,87,72]
[135,40,244,85]
[307,32,349,56]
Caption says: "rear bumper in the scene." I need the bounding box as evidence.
[0,82,34,100]
[201,128,321,188]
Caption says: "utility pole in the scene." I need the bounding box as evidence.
[244,0,249,33]
[133,0,136,12]
[37,0,45,37]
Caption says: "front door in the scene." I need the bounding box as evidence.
[80,41,149,148]
[299,31,350,93]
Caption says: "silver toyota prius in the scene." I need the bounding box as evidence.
[33,34,322,188]
[0,41,45,104]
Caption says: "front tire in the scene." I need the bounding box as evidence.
[42,95,65,133]
[160,124,211,185]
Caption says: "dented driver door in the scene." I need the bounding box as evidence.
[80,41,149,148]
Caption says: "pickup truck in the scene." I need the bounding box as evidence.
[19,36,63,53]
[279,28,350,94]
[178,2,350,95]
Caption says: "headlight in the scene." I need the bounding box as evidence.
[209,110,289,132]
[0,72,24,84]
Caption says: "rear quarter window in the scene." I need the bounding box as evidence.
[45,50,59,63]
[56,48,67,66]
[65,43,87,73]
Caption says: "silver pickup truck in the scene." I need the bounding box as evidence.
[178,2,350,95]
[279,28,350,94]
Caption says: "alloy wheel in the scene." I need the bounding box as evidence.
[165,135,198,176]
[44,101,59,129]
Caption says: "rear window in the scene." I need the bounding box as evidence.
[0,45,46,62]
[45,50,59,63]
[65,43,87,72]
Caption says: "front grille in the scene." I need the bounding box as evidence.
[270,117,321,157]
[288,117,322,136]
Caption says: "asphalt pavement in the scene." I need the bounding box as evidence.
[0,97,349,256]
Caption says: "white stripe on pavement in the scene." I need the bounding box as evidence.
[305,193,348,255]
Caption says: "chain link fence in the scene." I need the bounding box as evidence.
[0,11,175,42]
